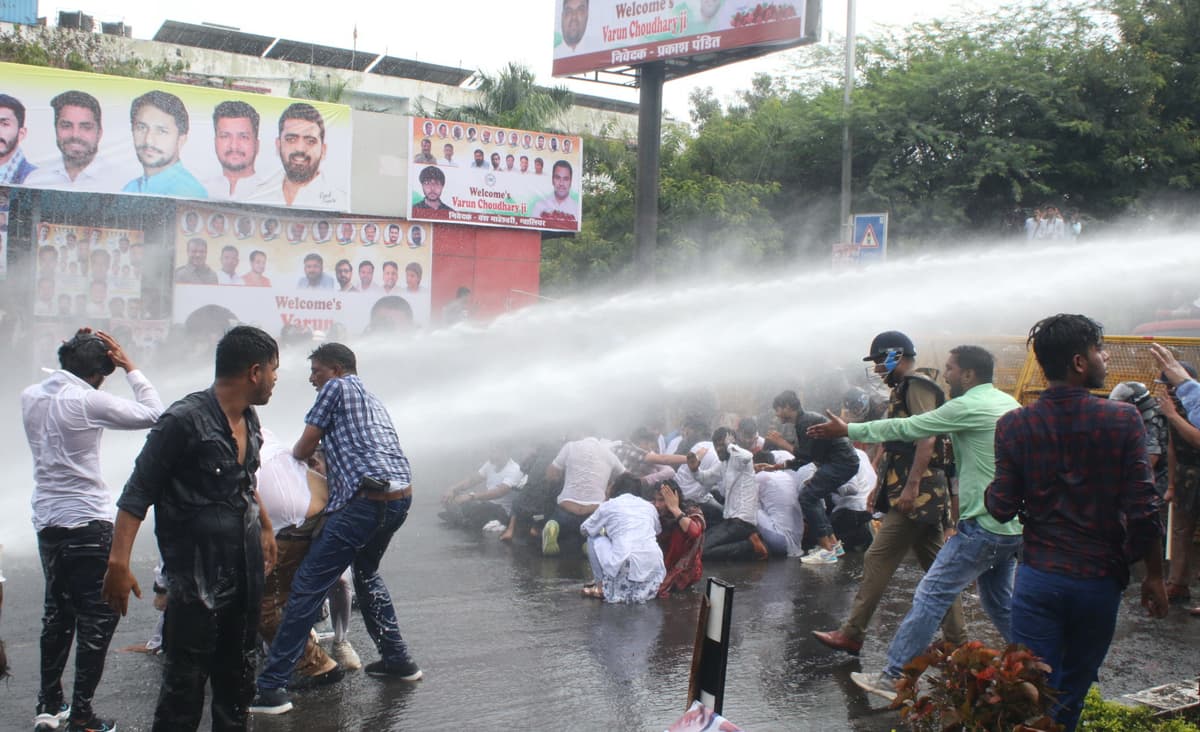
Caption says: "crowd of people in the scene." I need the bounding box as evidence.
[437,318,1195,732]
[13,312,1200,732]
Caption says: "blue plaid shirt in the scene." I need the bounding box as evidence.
[306,374,411,512]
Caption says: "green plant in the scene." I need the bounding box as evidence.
[894,641,1062,731]
[1078,687,1200,732]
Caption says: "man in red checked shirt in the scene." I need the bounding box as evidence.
[985,313,1167,732]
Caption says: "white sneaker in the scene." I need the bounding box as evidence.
[801,546,839,564]
[332,640,362,671]
[481,520,505,533]
[33,702,70,731]
[851,670,899,702]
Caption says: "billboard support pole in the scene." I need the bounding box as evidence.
[839,0,857,244]
[634,61,664,282]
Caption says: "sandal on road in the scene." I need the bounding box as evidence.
[580,585,604,599]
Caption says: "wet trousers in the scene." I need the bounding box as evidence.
[702,518,756,560]
[838,508,966,644]
[260,529,334,678]
[38,520,119,722]
[152,584,260,731]
[257,495,413,690]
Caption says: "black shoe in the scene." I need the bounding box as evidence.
[34,702,70,731]
[248,687,293,715]
[291,663,346,691]
[66,716,117,732]
[365,658,423,681]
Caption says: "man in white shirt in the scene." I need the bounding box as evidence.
[542,435,625,555]
[531,160,580,221]
[255,431,359,677]
[440,445,526,530]
[217,245,243,285]
[253,103,347,209]
[692,427,768,560]
[22,330,162,732]
[755,459,809,558]
[24,91,112,192]
[204,100,266,201]
[830,448,878,551]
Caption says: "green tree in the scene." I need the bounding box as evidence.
[421,62,574,131]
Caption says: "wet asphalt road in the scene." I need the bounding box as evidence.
[1,496,1197,731]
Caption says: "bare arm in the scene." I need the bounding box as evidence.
[255,489,276,575]
[293,424,324,461]
[101,509,144,616]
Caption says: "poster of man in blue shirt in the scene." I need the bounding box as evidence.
[122,90,207,199]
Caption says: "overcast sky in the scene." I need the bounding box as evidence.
[47,0,1019,121]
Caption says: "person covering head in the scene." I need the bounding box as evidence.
[24,329,163,731]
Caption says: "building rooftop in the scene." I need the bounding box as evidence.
[152,20,475,86]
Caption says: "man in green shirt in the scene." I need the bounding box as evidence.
[808,345,1023,701]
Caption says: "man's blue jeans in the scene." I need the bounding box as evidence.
[1011,564,1123,732]
[883,519,1021,678]
[257,495,413,690]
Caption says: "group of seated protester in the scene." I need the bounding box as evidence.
[440,390,880,604]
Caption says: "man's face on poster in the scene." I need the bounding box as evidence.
[553,164,572,200]
[278,118,325,184]
[251,252,267,274]
[215,116,259,173]
[317,221,330,238]
[56,104,102,169]
[132,105,185,173]
[422,176,444,207]
[411,228,423,245]
[335,261,353,288]
[562,0,588,47]
[387,226,401,245]
[0,106,26,162]
[359,262,374,288]
[304,257,324,284]
[383,263,399,288]
[188,240,207,267]
[221,247,238,273]
[339,223,353,240]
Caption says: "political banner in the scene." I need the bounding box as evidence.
[31,221,170,371]
[33,221,148,321]
[172,203,434,338]
[0,187,9,280]
[407,117,583,232]
[552,0,806,76]
[1,62,352,211]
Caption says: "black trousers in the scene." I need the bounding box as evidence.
[152,587,259,731]
[38,520,119,721]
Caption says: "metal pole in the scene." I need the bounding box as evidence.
[635,61,665,281]
[839,0,856,243]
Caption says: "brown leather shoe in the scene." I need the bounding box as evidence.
[812,629,862,656]
[749,532,769,561]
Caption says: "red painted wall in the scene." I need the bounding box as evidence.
[430,224,542,323]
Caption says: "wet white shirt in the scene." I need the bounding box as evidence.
[256,429,316,532]
[552,437,624,506]
[23,369,163,531]
[831,448,876,513]
[580,493,664,582]
[756,467,809,557]
[696,444,758,524]
[479,458,525,514]
[674,440,720,504]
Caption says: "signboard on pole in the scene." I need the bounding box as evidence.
[406,117,583,232]
[853,212,887,265]
[553,0,811,76]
